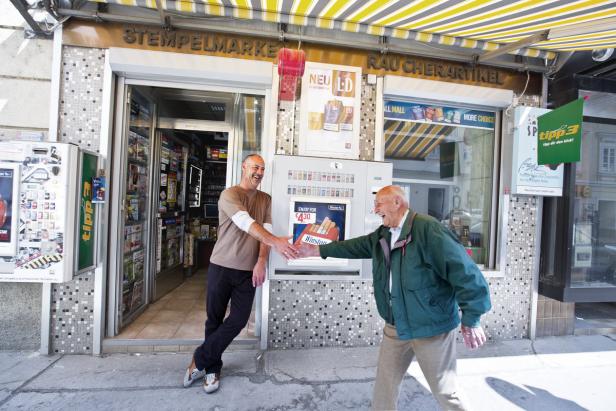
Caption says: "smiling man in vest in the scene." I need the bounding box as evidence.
[295,185,491,410]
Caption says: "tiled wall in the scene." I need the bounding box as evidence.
[51,46,105,353]
[268,280,384,349]
[482,195,537,340]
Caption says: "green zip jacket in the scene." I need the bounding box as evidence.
[319,211,491,340]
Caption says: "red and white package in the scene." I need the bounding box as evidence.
[294,217,340,246]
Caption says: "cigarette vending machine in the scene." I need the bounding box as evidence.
[270,155,392,278]
[0,142,82,283]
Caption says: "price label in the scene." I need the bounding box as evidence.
[293,212,316,224]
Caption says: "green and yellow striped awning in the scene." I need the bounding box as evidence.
[90,1,616,60]
[385,119,455,160]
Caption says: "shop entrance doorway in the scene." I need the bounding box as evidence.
[106,81,264,347]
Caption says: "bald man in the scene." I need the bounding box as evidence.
[296,185,491,411]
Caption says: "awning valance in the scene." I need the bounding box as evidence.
[89,1,616,61]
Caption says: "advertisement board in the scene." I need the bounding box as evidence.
[511,106,564,196]
[288,197,350,266]
[537,98,584,165]
[298,62,362,159]
[0,163,20,257]
[77,152,98,272]
[384,100,495,130]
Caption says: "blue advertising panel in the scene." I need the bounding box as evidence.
[291,200,347,247]
[384,100,495,130]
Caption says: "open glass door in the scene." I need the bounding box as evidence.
[109,83,156,334]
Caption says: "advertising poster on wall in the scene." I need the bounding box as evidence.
[512,106,563,196]
[0,164,19,256]
[77,152,97,272]
[289,197,349,266]
[298,63,362,159]
[384,100,495,129]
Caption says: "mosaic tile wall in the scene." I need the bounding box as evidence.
[268,280,384,349]
[57,47,105,152]
[275,75,376,161]
[482,195,538,341]
[51,46,106,354]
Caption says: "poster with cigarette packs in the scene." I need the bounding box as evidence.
[288,197,349,266]
[298,63,362,159]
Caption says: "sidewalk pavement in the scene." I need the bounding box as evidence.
[1,334,615,411]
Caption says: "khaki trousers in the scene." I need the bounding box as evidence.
[372,324,468,411]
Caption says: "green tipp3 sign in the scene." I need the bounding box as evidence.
[537,98,583,166]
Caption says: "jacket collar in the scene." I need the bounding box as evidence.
[397,208,415,242]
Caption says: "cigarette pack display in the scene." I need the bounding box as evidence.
[323,100,344,131]
[340,106,354,131]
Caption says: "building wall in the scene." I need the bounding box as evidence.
[41,37,546,352]
[50,45,105,354]
[270,82,542,348]
[0,3,52,350]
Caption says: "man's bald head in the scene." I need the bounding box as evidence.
[374,185,409,228]
[377,185,409,208]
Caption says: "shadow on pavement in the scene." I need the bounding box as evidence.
[486,377,588,411]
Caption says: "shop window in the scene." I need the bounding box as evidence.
[383,100,497,267]
[572,130,616,289]
[540,89,616,302]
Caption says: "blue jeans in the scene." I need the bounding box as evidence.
[193,263,255,373]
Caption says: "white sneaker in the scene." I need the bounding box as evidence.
[183,365,206,388]
[203,373,220,393]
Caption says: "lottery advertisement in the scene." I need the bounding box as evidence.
[289,197,349,266]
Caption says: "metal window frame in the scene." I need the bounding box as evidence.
[383,95,502,270]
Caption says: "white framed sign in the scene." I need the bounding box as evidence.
[298,62,362,159]
[511,106,564,196]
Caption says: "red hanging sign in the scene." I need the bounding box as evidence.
[277,48,306,101]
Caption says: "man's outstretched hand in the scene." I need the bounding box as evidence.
[461,325,486,350]
[271,236,299,260]
[293,242,320,259]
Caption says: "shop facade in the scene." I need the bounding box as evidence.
[3,16,550,354]
[538,51,616,336]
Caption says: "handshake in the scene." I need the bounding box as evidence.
[279,218,339,260]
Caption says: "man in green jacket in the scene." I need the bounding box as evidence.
[295,185,491,411]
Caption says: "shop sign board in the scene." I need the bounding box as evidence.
[512,106,563,196]
[298,62,362,159]
[384,101,495,129]
[78,152,98,272]
[537,98,584,165]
